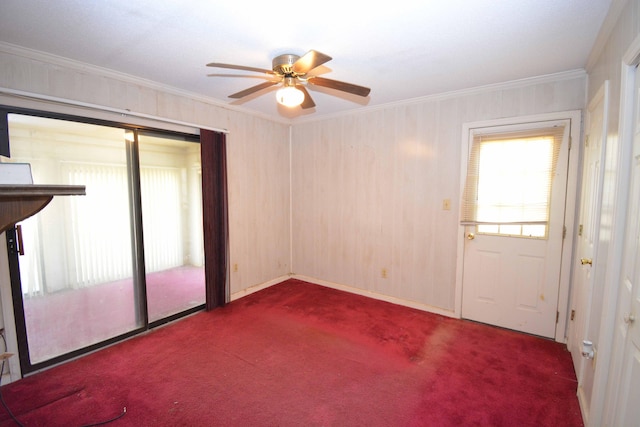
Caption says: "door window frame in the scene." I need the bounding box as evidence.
[461,125,566,240]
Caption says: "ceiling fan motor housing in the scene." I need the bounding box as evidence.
[272,54,300,75]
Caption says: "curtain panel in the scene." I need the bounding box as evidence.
[200,129,229,310]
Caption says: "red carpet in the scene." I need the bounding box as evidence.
[0,279,583,426]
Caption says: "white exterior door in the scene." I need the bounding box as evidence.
[610,64,640,427]
[461,119,571,338]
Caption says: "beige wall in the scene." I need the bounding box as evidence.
[291,74,586,312]
[225,115,291,295]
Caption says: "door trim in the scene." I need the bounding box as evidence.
[590,34,640,426]
[454,110,582,342]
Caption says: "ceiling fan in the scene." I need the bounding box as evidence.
[206,50,371,109]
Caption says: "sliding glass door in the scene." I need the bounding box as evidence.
[3,113,205,372]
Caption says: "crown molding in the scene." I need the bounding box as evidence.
[295,69,587,124]
[0,42,292,126]
[0,42,587,127]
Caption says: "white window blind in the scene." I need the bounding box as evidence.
[64,162,185,287]
[460,125,565,236]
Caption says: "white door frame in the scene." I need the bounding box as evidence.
[589,33,640,427]
[454,110,582,342]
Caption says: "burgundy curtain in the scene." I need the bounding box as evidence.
[200,129,228,310]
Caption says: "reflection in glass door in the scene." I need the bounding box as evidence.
[4,113,205,372]
[138,131,205,322]
[6,115,140,366]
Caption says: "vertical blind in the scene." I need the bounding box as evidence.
[63,162,185,288]
[460,125,565,228]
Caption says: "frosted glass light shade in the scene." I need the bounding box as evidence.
[276,86,304,107]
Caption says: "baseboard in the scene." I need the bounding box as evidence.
[229,275,292,302]
[230,274,458,319]
[577,385,590,426]
[292,275,458,319]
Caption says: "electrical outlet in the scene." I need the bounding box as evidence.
[381,268,387,279]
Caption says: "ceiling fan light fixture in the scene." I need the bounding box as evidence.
[276,85,304,108]
[208,49,370,110]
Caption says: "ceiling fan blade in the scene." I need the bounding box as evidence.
[207,73,277,80]
[229,81,279,99]
[207,62,275,75]
[292,50,332,75]
[297,85,316,109]
[307,76,371,97]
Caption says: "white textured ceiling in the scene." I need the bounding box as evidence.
[0,0,612,121]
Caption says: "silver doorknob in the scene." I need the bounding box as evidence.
[467,233,475,240]
[581,258,593,265]
[624,313,636,324]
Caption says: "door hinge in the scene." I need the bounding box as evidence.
[570,309,576,321]
[585,135,590,147]
[578,224,583,237]
[568,136,572,150]
[556,311,560,324]
[562,226,567,239]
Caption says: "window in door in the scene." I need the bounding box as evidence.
[461,125,565,239]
